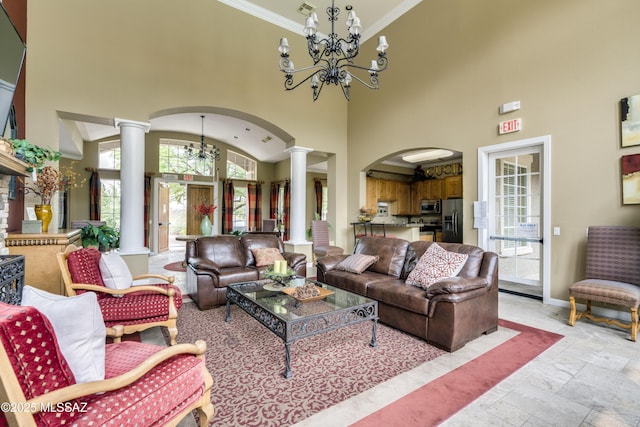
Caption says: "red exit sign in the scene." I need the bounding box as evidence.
[498,118,522,134]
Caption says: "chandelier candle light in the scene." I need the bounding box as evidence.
[278,1,389,101]
[184,115,221,162]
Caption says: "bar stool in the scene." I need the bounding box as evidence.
[369,223,387,238]
[352,222,368,246]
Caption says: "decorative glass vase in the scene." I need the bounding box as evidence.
[35,204,53,233]
[200,215,212,236]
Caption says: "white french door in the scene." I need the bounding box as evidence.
[478,136,551,302]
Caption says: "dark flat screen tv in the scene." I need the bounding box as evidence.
[0,2,26,137]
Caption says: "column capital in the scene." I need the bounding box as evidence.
[285,146,313,154]
[114,117,151,133]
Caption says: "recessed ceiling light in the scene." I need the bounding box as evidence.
[402,149,454,163]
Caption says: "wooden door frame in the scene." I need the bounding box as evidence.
[151,177,218,254]
[158,183,170,252]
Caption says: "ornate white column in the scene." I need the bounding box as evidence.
[286,146,313,244]
[114,118,150,256]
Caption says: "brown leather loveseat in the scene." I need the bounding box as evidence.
[186,233,307,310]
[317,236,498,351]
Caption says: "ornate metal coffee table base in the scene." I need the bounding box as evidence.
[226,282,378,379]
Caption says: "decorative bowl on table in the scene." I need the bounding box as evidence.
[282,283,334,303]
[264,266,296,288]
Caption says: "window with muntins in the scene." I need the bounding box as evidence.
[499,162,528,251]
[227,150,257,180]
[101,179,121,229]
[99,141,120,170]
[159,139,214,176]
[232,184,248,232]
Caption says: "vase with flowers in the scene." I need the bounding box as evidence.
[195,202,217,236]
[23,165,85,232]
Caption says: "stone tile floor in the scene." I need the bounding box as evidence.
[146,247,640,427]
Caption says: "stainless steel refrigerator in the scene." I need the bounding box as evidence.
[442,199,463,243]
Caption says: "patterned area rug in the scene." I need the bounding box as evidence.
[173,301,446,427]
[163,261,186,272]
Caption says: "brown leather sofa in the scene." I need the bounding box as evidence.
[186,233,307,310]
[316,236,498,352]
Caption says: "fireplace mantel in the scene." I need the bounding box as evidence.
[0,150,29,177]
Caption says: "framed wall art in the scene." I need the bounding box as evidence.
[621,94,640,148]
[622,153,640,204]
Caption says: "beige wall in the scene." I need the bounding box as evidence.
[25,0,349,243]
[25,0,640,304]
[348,0,640,301]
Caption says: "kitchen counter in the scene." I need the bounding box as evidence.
[353,222,421,242]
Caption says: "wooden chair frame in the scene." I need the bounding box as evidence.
[0,325,214,427]
[569,296,639,342]
[57,244,180,345]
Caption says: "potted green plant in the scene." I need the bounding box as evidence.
[9,138,61,172]
[80,224,120,252]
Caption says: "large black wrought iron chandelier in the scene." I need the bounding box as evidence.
[278,1,389,101]
[184,115,220,162]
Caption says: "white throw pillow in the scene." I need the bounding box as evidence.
[99,252,133,291]
[21,286,106,383]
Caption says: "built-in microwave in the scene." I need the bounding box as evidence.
[420,199,441,214]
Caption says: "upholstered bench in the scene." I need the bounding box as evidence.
[569,226,640,341]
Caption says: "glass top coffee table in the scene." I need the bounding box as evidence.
[226,279,378,378]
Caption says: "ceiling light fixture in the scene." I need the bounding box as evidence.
[278,0,389,101]
[184,115,220,162]
[402,149,454,163]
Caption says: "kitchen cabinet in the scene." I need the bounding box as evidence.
[444,175,463,199]
[366,177,379,212]
[396,183,411,214]
[429,180,443,199]
[378,180,397,201]
[412,179,444,204]
[366,178,411,213]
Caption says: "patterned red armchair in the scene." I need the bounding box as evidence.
[57,244,182,344]
[0,302,214,426]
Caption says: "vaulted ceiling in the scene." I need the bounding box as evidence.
[60,1,427,168]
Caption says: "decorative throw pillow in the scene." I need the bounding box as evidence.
[21,286,106,384]
[406,243,469,290]
[99,252,133,291]
[336,254,379,274]
[252,247,285,267]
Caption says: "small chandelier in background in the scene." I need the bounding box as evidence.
[184,115,220,162]
[278,1,389,101]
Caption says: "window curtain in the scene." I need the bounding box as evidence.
[270,182,278,220]
[222,180,234,234]
[283,180,290,241]
[247,182,262,232]
[314,178,323,219]
[89,170,101,220]
[144,175,151,247]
